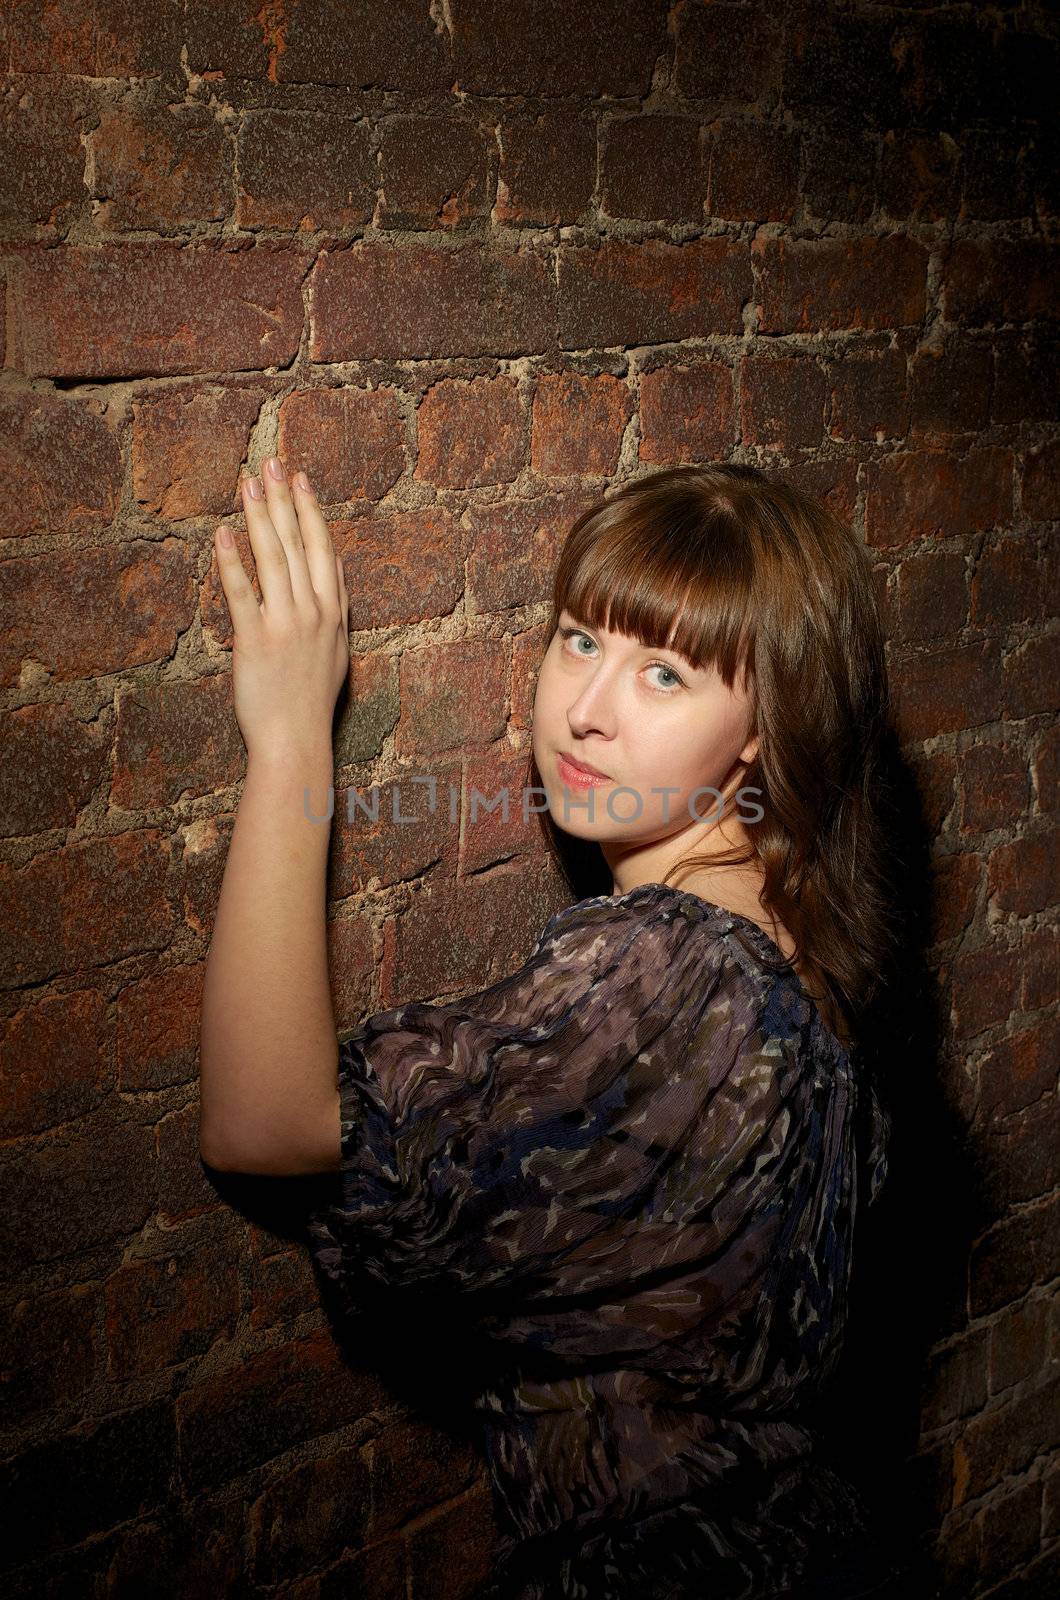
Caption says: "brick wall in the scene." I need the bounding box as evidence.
[1,2,1056,1595]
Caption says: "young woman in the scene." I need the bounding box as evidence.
[199,459,907,1599]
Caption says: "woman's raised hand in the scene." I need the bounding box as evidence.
[213,457,350,762]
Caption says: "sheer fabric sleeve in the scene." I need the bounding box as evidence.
[304,890,801,1341]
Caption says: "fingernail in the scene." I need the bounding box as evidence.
[243,475,264,500]
[294,471,311,492]
[266,456,286,481]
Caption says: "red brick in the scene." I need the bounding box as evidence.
[113,674,244,811]
[0,988,108,1138]
[0,73,93,230]
[10,0,184,75]
[601,116,703,223]
[910,748,959,838]
[247,1244,321,1334]
[782,455,860,530]
[0,389,123,538]
[5,1122,157,1271]
[158,1101,224,1221]
[378,115,491,230]
[188,0,449,90]
[962,129,1042,223]
[451,0,666,97]
[705,120,798,223]
[104,1237,240,1378]
[638,361,735,464]
[1002,634,1060,720]
[958,739,1032,836]
[894,548,968,644]
[739,355,827,449]
[132,382,269,521]
[800,119,877,227]
[952,1373,1060,1507]
[827,348,910,443]
[909,336,993,438]
[979,1019,1060,1124]
[988,830,1060,917]
[369,1413,482,1539]
[406,1477,497,1600]
[312,242,557,361]
[88,93,229,231]
[863,446,1013,550]
[992,330,1059,428]
[1022,440,1060,521]
[1020,922,1059,1015]
[1033,724,1058,818]
[0,1283,96,1429]
[990,1297,1052,1395]
[333,507,463,631]
[415,376,525,488]
[278,386,406,503]
[976,1477,1044,1591]
[0,538,195,690]
[248,1446,372,1584]
[334,649,400,766]
[465,488,597,613]
[511,624,550,732]
[325,904,375,1029]
[943,238,1060,326]
[117,962,206,1093]
[879,130,961,224]
[179,809,235,941]
[969,1192,1060,1317]
[970,1094,1060,1214]
[237,110,375,230]
[396,638,507,756]
[0,701,110,837]
[461,746,542,876]
[891,640,1002,743]
[95,1495,246,1600]
[9,242,307,378]
[928,850,980,945]
[920,1328,990,1431]
[532,372,632,477]
[971,534,1045,628]
[950,938,1023,1040]
[754,236,928,334]
[782,5,902,124]
[176,1331,382,1495]
[672,3,782,100]
[558,237,750,348]
[495,107,597,227]
[332,760,459,901]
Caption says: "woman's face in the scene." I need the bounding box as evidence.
[531,605,760,881]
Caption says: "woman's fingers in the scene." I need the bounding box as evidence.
[214,524,263,633]
[240,472,295,609]
[290,471,344,608]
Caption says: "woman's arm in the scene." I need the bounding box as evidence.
[196,459,350,1177]
[198,736,341,1175]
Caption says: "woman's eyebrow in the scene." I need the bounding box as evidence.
[558,613,703,672]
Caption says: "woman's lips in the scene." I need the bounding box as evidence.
[556,751,612,788]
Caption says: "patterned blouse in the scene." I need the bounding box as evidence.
[303,882,896,1600]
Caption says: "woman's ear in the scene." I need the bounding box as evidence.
[740,732,760,765]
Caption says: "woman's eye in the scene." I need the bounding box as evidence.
[559,628,683,693]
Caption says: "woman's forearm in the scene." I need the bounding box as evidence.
[198,736,340,1174]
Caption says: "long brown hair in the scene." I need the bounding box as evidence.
[527,462,901,1052]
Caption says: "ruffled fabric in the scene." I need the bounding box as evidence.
[304,883,895,1598]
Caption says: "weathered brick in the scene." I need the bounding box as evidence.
[0,829,173,987]
[992,330,1060,427]
[0,1283,96,1429]
[559,237,749,348]
[1020,922,1059,1015]
[894,548,968,645]
[368,1413,482,1539]
[1033,724,1058,817]
[977,1476,1044,1590]
[0,988,108,1138]
[451,0,667,97]
[781,5,903,126]
[512,623,550,732]
[927,850,980,946]
[920,1328,990,1431]
[92,1496,246,1600]
[639,361,735,464]
[248,1445,372,1584]
[0,701,110,838]
[971,535,1045,629]
[601,116,703,223]
[862,446,1013,549]
[415,376,525,488]
[158,1101,227,1221]
[406,1476,497,1600]
[88,93,229,231]
[910,747,959,839]
[113,673,245,811]
[465,488,597,613]
[1022,440,1060,521]
[979,1019,1060,1124]
[879,129,960,223]
[891,640,1002,744]
[969,1192,1060,1317]
[0,538,196,690]
[754,236,928,333]
[132,382,268,520]
[10,0,184,76]
[706,120,798,223]
[800,119,876,225]
[103,1236,240,1378]
[969,1094,1060,1214]
[909,335,993,438]
[237,110,375,230]
[332,759,459,900]
[0,73,93,230]
[1002,634,1060,720]
[989,1296,1051,1395]
[462,745,542,876]
[279,385,406,504]
[312,242,557,360]
[338,507,463,631]
[495,107,596,227]
[952,1373,1060,1507]
[958,739,1032,836]
[396,638,507,756]
[673,3,782,101]
[334,649,400,766]
[987,830,1060,918]
[188,0,449,90]
[116,961,206,1093]
[739,355,827,449]
[0,389,123,538]
[377,115,490,231]
[532,372,632,477]
[827,347,910,443]
[9,242,307,378]
[943,239,1060,326]
[3,1121,157,1272]
[949,937,1022,1040]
